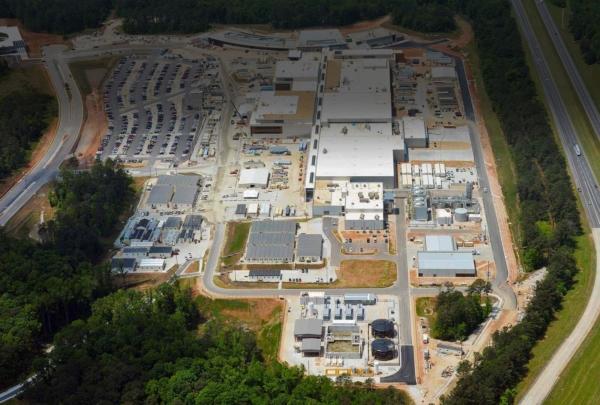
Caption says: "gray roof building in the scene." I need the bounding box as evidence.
[245,220,297,263]
[235,204,247,215]
[122,247,149,256]
[301,338,322,353]
[149,246,173,256]
[248,269,282,278]
[147,184,173,205]
[417,251,476,277]
[294,319,323,339]
[157,174,200,187]
[424,235,456,252]
[296,233,323,260]
[182,215,203,230]
[171,185,198,206]
[111,257,137,272]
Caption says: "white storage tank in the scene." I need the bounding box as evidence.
[454,207,469,222]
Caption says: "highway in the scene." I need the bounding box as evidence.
[0,45,84,226]
[536,0,600,139]
[512,0,600,403]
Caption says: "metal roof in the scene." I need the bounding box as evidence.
[164,216,182,229]
[139,258,165,268]
[296,233,323,258]
[183,214,203,229]
[149,246,172,254]
[111,257,136,269]
[122,247,149,255]
[171,185,198,205]
[147,184,173,204]
[245,245,294,262]
[235,204,247,215]
[248,269,281,277]
[294,319,323,337]
[157,174,200,187]
[251,220,296,234]
[417,251,475,276]
[249,232,295,246]
[245,220,297,262]
[301,338,322,352]
[424,235,456,252]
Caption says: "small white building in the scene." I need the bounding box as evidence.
[138,258,166,272]
[239,168,270,188]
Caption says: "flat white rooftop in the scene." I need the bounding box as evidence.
[321,92,391,123]
[275,58,320,80]
[254,91,298,117]
[403,117,427,140]
[315,123,401,179]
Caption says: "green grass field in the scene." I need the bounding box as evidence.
[546,308,600,404]
[221,221,251,267]
[546,3,600,112]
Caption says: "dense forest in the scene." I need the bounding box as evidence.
[0,64,56,180]
[563,0,600,64]
[0,0,113,35]
[391,0,456,33]
[0,0,454,35]
[0,161,133,389]
[432,282,491,341]
[27,284,412,404]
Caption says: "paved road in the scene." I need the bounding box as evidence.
[0,377,34,403]
[454,55,517,309]
[512,0,600,403]
[537,0,600,139]
[0,45,84,226]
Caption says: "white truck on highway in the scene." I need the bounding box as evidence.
[574,144,581,156]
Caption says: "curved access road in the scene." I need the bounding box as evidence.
[0,45,84,226]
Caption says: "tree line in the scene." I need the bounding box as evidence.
[0,160,134,389]
[0,0,454,35]
[427,0,583,403]
[0,64,56,181]
[562,0,600,64]
[26,284,412,404]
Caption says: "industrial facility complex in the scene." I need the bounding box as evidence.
[0,19,514,400]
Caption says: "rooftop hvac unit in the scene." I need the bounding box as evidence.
[375,215,380,220]
[342,126,348,134]
[360,214,365,219]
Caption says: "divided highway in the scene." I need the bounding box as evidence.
[537,0,600,139]
[512,1,600,403]
[0,45,84,226]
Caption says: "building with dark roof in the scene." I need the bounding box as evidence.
[245,220,297,263]
[111,257,137,273]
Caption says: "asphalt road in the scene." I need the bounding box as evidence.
[512,0,600,403]
[536,0,600,139]
[512,0,600,228]
[0,45,84,227]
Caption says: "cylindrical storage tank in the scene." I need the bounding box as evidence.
[371,319,395,338]
[454,207,468,222]
[371,338,396,360]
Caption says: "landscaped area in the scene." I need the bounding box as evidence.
[221,221,251,268]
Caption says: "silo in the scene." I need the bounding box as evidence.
[454,207,469,222]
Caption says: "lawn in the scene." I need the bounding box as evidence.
[546,308,600,405]
[221,221,251,268]
[546,3,600,112]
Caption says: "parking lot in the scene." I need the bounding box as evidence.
[98,50,223,165]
